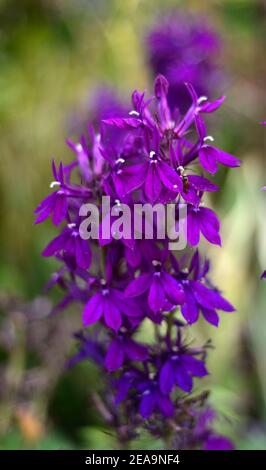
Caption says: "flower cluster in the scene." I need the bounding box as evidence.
[146,11,223,112]
[35,75,240,449]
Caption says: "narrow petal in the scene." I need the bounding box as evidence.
[175,364,193,393]
[159,360,175,395]
[181,355,208,377]
[125,273,152,297]
[212,146,241,168]
[103,298,122,332]
[199,146,219,174]
[181,287,199,324]
[193,281,235,312]
[162,272,185,305]
[201,307,220,326]
[139,390,156,419]
[159,395,174,417]
[145,164,162,203]
[187,210,201,246]
[104,339,124,371]
[199,207,221,246]
[83,293,103,326]
[148,276,165,312]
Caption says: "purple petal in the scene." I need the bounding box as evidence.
[148,276,165,312]
[52,194,67,226]
[83,293,103,326]
[199,207,221,246]
[204,435,234,450]
[104,339,124,371]
[212,146,241,168]
[193,281,235,312]
[158,395,174,417]
[102,117,142,129]
[181,355,208,377]
[124,339,148,362]
[161,272,185,305]
[145,164,162,203]
[199,146,219,174]
[139,390,156,419]
[159,360,175,395]
[188,175,219,192]
[202,307,220,326]
[181,287,199,324]
[75,237,91,270]
[125,273,152,297]
[175,364,193,393]
[200,95,225,113]
[187,210,200,246]
[103,297,122,332]
[157,160,182,192]
[42,232,67,256]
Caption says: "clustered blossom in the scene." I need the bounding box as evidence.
[146,11,223,112]
[35,74,240,449]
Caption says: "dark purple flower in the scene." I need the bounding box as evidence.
[159,353,208,394]
[104,335,148,371]
[187,205,221,246]
[125,260,185,313]
[83,283,142,332]
[146,11,223,111]
[137,379,174,419]
[42,223,91,270]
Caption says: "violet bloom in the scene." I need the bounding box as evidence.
[146,11,223,111]
[125,260,185,313]
[138,379,174,419]
[159,352,208,394]
[83,281,142,332]
[42,223,91,270]
[172,252,235,326]
[36,74,238,448]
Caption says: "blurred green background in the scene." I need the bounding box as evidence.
[0,0,265,450]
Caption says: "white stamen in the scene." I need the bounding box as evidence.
[129,110,139,116]
[177,166,185,175]
[204,135,214,142]
[76,143,83,152]
[173,184,178,189]
[149,151,156,159]
[67,223,76,229]
[50,181,61,188]
[152,260,161,266]
[116,158,125,164]
[198,96,208,104]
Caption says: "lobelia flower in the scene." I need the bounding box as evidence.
[159,352,208,394]
[36,74,238,449]
[125,259,185,313]
[146,11,223,112]
[172,251,235,326]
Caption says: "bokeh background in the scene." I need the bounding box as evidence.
[0,0,266,450]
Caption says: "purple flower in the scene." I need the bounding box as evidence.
[83,283,142,332]
[187,205,221,246]
[42,223,91,270]
[159,353,208,394]
[137,379,174,419]
[125,260,185,313]
[36,74,238,448]
[146,12,223,111]
[173,252,235,325]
